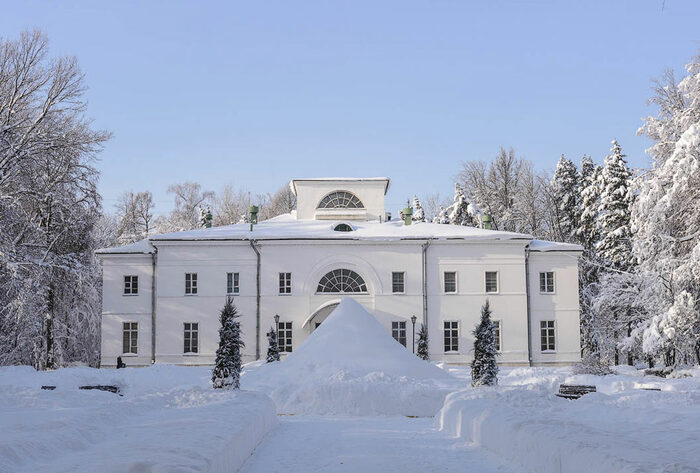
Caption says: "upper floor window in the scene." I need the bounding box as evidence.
[317,191,364,209]
[539,272,555,293]
[485,271,499,293]
[185,273,198,295]
[392,321,407,347]
[279,272,292,294]
[122,322,138,354]
[184,322,199,354]
[392,272,405,293]
[316,269,367,293]
[124,275,138,295]
[227,272,239,294]
[444,271,457,293]
[540,320,556,352]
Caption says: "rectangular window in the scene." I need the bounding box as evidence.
[392,321,407,346]
[485,271,499,293]
[279,272,292,295]
[227,272,239,294]
[122,322,138,354]
[444,321,459,352]
[493,320,502,351]
[278,322,293,352]
[444,271,457,293]
[539,272,555,293]
[392,272,405,293]
[540,320,556,351]
[184,322,199,354]
[123,275,138,295]
[185,273,198,295]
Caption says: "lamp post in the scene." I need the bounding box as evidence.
[274,314,280,342]
[410,315,417,354]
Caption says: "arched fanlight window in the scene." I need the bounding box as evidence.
[317,191,364,209]
[333,223,353,232]
[316,269,368,293]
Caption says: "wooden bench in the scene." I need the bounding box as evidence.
[555,384,596,399]
[79,385,120,394]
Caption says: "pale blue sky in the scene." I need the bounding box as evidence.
[2,1,699,214]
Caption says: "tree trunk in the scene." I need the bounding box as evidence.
[45,284,56,370]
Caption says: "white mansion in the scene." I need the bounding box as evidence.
[97,177,583,367]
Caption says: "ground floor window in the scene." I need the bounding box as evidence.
[392,321,406,346]
[184,322,199,354]
[227,272,239,294]
[493,320,501,351]
[540,320,556,351]
[278,321,293,352]
[123,322,138,354]
[443,321,459,352]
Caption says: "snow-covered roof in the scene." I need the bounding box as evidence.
[95,239,155,255]
[528,239,583,252]
[290,177,390,195]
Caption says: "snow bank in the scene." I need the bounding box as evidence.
[243,298,460,416]
[0,365,277,473]
[438,366,700,473]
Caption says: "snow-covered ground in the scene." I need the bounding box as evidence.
[0,365,277,473]
[242,298,461,416]
[438,365,700,473]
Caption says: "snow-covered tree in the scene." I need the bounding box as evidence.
[157,181,215,232]
[471,300,499,387]
[550,155,580,242]
[436,183,482,226]
[412,196,426,222]
[259,183,297,221]
[115,191,154,244]
[212,297,244,389]
[596,141,635,272]
[416,323,429,361]
[576,156,602,251]
[266,326,280,362]
[0,30,110,369]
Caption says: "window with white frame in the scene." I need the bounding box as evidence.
[539,272,555,293]
[123,275,138,295]
[444,321,459,352]
[444,271,457,293]
[122,322,138,354]
[184,322,199,354]
[540,320,556,351]
[392,272,405,293]
[227,272,239,294]
[485,271,499,293]
[279,272,292,294]
[392,321,407,346]
[278,321,292,352]
[493,320,502,351]
[185,273,197,295]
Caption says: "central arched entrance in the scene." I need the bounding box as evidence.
[304,302,340,332]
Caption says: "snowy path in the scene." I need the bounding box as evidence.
[239,416,517,473]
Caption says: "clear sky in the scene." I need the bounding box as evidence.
[2,1,699,214]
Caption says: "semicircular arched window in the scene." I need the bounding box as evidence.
[316,269,368,293]
[333,223,353,232]
[317,191,364,209]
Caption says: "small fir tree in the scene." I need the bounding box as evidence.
[266,326,280,362]
[212,296,245,389]
[416,323,429,360]
[449,183,482,227]
[471,300,499,387]
[412,196,426,222]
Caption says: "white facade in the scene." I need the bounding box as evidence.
[97,177,583,368]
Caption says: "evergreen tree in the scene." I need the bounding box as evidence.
[416,323,429,360]
[551,155,580,242]
[266,326,280,362]
[576,156,602,251]
[212,296,244,389]
[596,141,635,272]
[443,183,482,227]
[412,196,426,222]
[471,300,499,387]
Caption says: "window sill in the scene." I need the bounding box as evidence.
[443,351,460,354]
[120,353,138,357]
[444,292,458,295]
[392,291,406,295]
[183,352,199,356]
[539,292,556,295]
[184,294,198,296]
[278,293,292,296]
[540,350,557,354]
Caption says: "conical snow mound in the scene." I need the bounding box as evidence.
[243,298,459,416]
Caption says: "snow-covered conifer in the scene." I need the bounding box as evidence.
[471,300,499,387]
[212,297,245,389]
[412,196,426,222]
[442,183,482,227]
[551,155,579,242]
[417,323,429,361]
[576,156,601,251]
[266,326,280,362]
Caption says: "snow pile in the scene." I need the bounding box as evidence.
[438,366,700,473]
[0,365,277,473]
[243,298,460,416]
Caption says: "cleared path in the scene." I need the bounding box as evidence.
[240,416,517,473]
